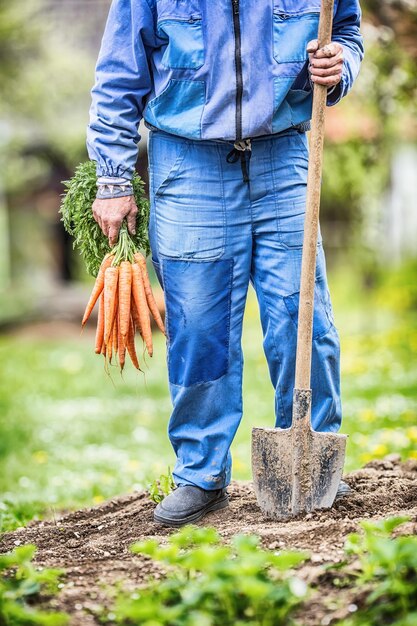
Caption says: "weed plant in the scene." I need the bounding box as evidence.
[148,468,175,504]
[339,517,417,626]
[0,544,68,625]
[110,526,309,626]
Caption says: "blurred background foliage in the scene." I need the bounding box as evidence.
[0,0,416,530]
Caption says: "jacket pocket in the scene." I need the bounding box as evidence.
[272,77,313,132]
[145,79,205,140]
[273,10,319,64]
[158,16,204,70]
[286,87,313,125]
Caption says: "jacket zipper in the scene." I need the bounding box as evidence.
[231,0,243,141]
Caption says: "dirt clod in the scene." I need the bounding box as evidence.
[1,458,416,625]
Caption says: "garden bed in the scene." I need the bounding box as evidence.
[1,457,416,625]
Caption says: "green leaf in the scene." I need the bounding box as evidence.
[130,539,159,556]
[0,543,69,624]
[13,544,37,564]
[361,516,410,537]
[170,526,220,549]
[268,550,309,571]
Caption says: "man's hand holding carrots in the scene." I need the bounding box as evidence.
[93,196,138,247]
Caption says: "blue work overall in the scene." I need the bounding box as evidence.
[148,127,341,490]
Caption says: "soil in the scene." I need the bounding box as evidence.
[1,456,416,626]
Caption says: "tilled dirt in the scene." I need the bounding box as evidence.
[1,457,416,626]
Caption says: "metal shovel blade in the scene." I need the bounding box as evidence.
[252,389,347,520]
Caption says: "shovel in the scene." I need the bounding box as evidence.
[251,0,347,519]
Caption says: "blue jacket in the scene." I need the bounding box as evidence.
[87,0,364,179]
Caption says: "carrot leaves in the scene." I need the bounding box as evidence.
[60,161,149,277]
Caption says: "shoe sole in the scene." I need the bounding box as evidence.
[335,486,352,501]
[153,494,229,528]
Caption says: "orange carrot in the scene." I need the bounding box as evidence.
[131,263,153,357]
[113,306,119,358]
[82,254,114,326]
[133,253,166,335]
[109,303,118,364]
[118,309,126,371]
[126,316,140,370]
[118,261,132,343]
[107,320,114,364]
[95,292,105,354]
[131,298,142,335]
[104,266,119,346]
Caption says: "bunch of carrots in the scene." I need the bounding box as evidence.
[82,250,165,372]
[60,162,162,373]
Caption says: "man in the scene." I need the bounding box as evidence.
[87,0,364,527]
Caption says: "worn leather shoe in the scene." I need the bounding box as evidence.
[335,479,351,500]
[154,485,229,527]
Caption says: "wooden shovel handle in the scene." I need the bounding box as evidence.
[294,0,335,391]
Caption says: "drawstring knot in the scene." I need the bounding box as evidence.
[226,138,252,183]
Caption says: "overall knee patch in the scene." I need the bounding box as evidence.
[162,258,233,387]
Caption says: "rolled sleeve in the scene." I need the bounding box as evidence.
[327,1,364,106]
[86,0,155,179]
[297,1,364,106]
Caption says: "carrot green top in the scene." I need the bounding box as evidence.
[60,160,149,276]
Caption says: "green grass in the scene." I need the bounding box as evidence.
[1,262,416,532]
[0,326,174,531]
